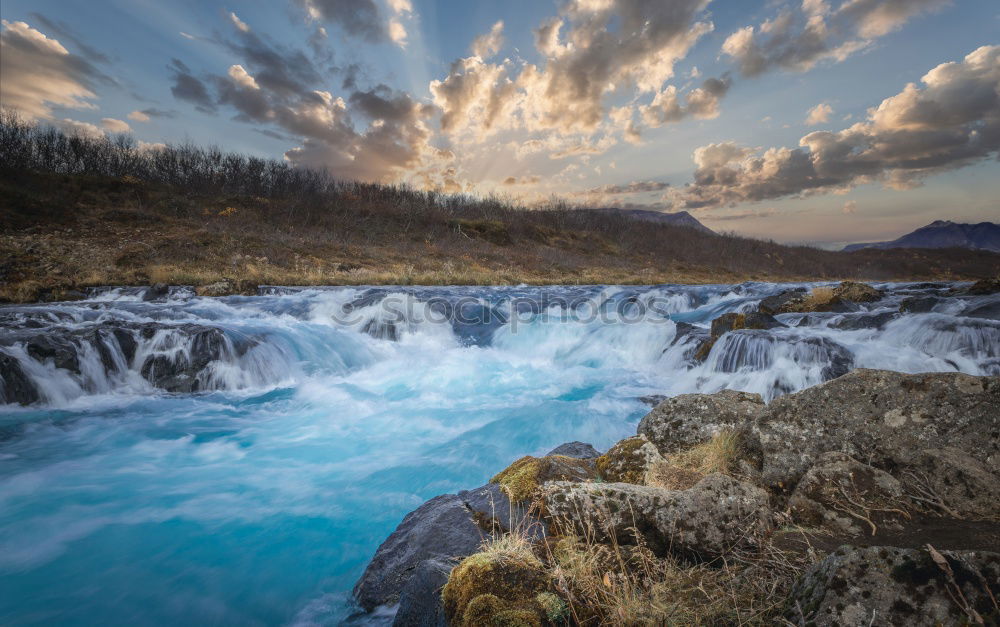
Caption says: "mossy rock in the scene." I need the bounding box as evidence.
[832,281,883,303]
[491,455,596,502]
[595,435,664,484]
[442,552,553,627]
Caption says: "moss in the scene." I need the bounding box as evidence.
[596,436,657,484]
[536,592,568,623]
[491,455,595,502]
[442,551,551,627]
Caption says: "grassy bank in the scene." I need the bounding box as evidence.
[2,113,999,302]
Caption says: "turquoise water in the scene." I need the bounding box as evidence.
[1,284,996,624]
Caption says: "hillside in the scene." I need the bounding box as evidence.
[590,208,715,235]
[1,115,999,302]
[843,220,1000,252]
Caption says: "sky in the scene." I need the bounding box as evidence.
[1,0,998,247]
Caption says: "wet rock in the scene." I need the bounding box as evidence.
[353,494,489,612]
[639,389,764,457]
[832,281,883,303]
[138,326,235,393]
[710,332,854,383]
[545,441,601,458]
[0,352,39,405]
[392,558,451,627]
[710,312,785,337]
[195,278,258,297]
[960,278,1000,296]
[754,369,1000,496]
[759,282,881,315]
[788,452,908,536]
[25,334,81,372]
[758,288,808,315]
[788,546,1000,626]
[142,283,170,301]
[362,318,399,341]
[542,474,772,560]
[459,483,546,541]
[638,394,667,407]
[828,311,899,331]
[490,454,596,502]
[667,321,712,362]
[595,435,664,483]
[965,300,1000,320]
[900,295,944,313]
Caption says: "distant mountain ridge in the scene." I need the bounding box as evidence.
[843,220,1000,253]
[592,208,715,235]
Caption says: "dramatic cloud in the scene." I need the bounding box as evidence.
[639,76,731,129]
[671,45,1000,209]
[471,21,504,58]
[806,102,833,124]
[168,58,216,112]
[722,0,950,77]
[0,20,106,118]
[100,117,131,133]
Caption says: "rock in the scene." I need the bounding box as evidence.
[905,447,1000,520]
[829,311,899,331]
[666,321,712,363]
[442,552,553,627]
[961,278,1000,296]
[788,452,908,536]
[754,369,1000,496]
[594,435,664,483]
[195,278,258,297]
[638,394,667,407]
[0,352,39,405]
[490,454,597,502]
[710,312,785,337]
[710,332,854,384]
[758,288,808,315]
[138,325,257,393]
[361,318,399,341]
[459,483,546,542]
[965,300,1000,320]
[900,295,943,313]
[788,546,1000,626]
[545,441,601,459]
[353,493,489,612]
[25,334,81,372]
[832,281,883,303]
[143,283,169,301]
[542,474,772,560]
[392,558,451,627]
[638,389,764,457]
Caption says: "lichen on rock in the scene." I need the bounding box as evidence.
[594,435,664,484]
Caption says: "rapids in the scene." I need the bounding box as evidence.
[0,282,997,625]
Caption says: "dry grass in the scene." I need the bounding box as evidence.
[648,430,744,490]
[799,286,836,310]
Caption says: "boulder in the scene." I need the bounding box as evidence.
[788,452,909,536]
[758,288,808,315]
[961,278,1000,296]
[142,283,170,301]
[788,546,1000,626]
[0,352,39,405]
[459,483,546,541]
[710,312,785,337]
[965,300,1000,321]
[754,369,1000,495]
[353,494,489,612]
[542,474,772,560]
[904,447,1000,520]
[594,435,664,484]
[828,311,899,331]
[664,321,712,363]
[490,454,596,502]
[900,296,943,313]
[709,332,854,383]
[758,282,881,315]
[832,281,883,303]
[638,389,764,457]
[545,441,601,458]
[392,558,451,627]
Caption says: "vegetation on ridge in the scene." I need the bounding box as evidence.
[2,110,998,302]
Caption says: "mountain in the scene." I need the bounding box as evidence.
[843,220,1000,253]
[593,208,716,235]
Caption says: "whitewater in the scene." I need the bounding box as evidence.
[0,282,997,625]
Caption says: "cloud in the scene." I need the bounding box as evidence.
[582,180,671,195]
[502,175,541,185]
[639,76,731,129]
[806,102,833,124]
[294,0,386,43]
[128,110,150,122]
[706,207,779,221]
[168,58,216,112]
[670,45,1000,209]
[100,117,131,133]
[0,20,105,119]
[842,200,858,214]
[388,19,407,46]
[56,118,104,138]
[229,12,251,33]
[471,21,504,58]
[228,64,260,90]
[722,0,950,77]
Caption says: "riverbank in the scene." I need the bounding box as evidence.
[354,369,1000,626]
[4,168,1000,303]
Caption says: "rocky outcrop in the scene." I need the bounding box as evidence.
[788,546,1000,626]
[906,448,1000,520]
[833,281,883,303]
[594,435,664,483]
[710,312,786,336]
[490,454,596,502]
[0,352,39,405]
[758,282,883,315]
[754,369,1000,498]
[638,389,764,456]
[392,558,451,627]
[542,474,772,559]
[545,441,600,458]
[788,452,909,536]
[758,288,808,315]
